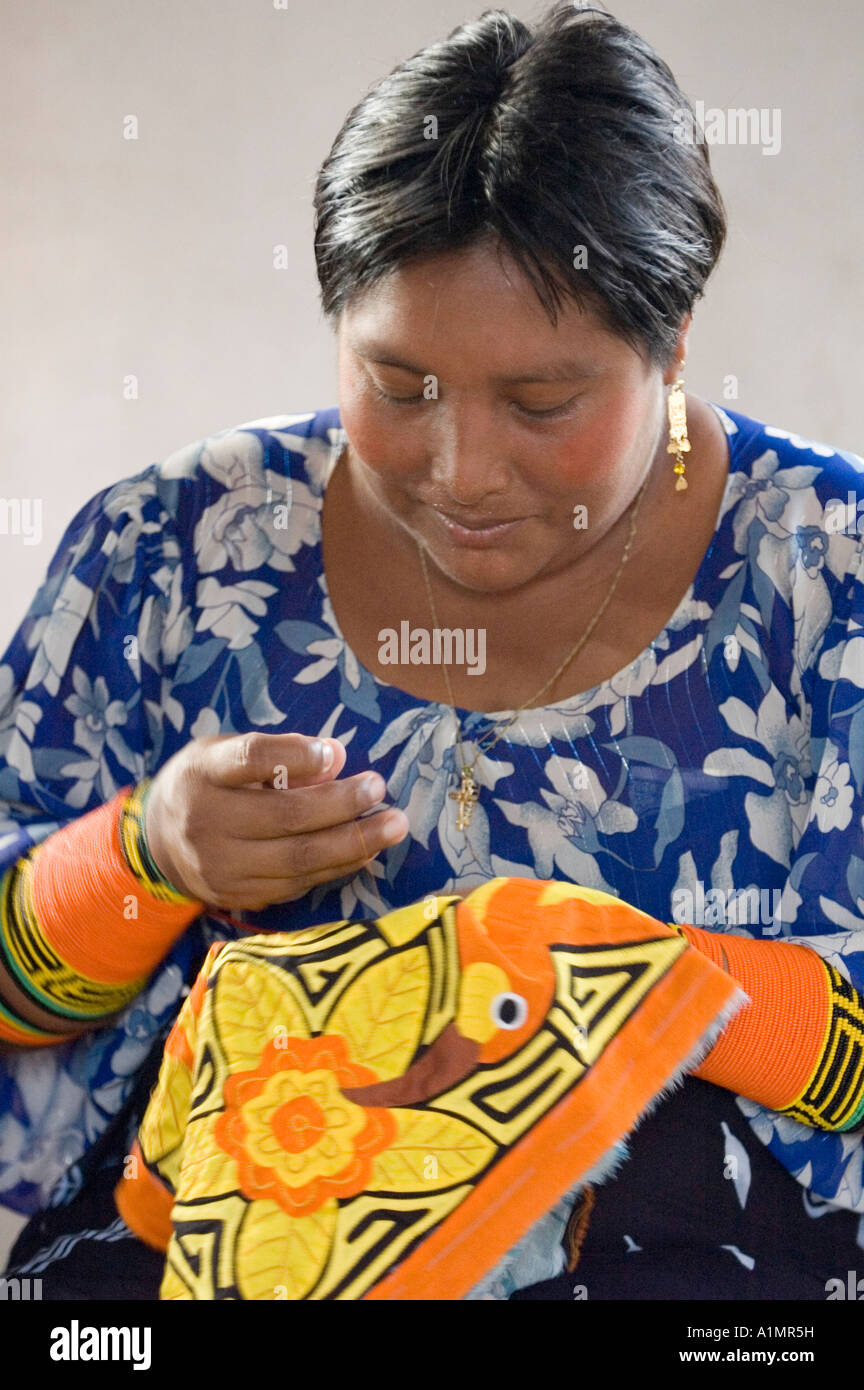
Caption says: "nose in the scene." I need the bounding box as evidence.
[427,400,509,505]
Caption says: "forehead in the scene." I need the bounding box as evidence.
[339,241,636,375]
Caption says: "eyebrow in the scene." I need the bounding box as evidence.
[355,345,604,384]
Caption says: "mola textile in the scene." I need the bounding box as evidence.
[116,877,744,1299]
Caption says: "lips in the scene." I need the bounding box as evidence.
[431,508,528,548]
[434,510,521,530]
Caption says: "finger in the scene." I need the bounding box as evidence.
[217,772,390,840]
[199,733,346,790]
[209,845,384,911]
[215,808,410,889]
[261,736,348,789]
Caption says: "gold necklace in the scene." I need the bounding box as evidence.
[418,474,651,831]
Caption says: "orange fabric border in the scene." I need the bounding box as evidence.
[114,1139,174,1252]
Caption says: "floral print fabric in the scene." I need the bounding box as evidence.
[0,400,863,1238]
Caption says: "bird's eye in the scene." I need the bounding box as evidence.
[490,992,528,1030]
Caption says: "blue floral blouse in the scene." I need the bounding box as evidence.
[1,401,863,1276]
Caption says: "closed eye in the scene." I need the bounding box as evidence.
[370,384,424,407]
[513,398,580,420]
[370,385,580,419]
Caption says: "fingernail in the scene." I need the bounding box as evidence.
[320,741,334,771]
[379,810,406,842]
[360,774,385,807]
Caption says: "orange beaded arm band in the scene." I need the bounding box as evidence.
[0,782,204,1041]
[680,924,864,1132]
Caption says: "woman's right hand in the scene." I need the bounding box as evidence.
[143,733,409,911]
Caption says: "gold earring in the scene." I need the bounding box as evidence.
[666,375,690,492]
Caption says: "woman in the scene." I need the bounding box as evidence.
[1,3,863,1299]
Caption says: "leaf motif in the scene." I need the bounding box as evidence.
[652,635,703,686]
[789,850,817,892]
[235,1198,336,1301]
[383,830,413,882]
[654,767,685,867]
[608,700,627,737]
[274,618,333,650]
[177,1112,238,1203]
[710,829,739,895]
[438,797,493,878]
[371,1109,496,1191]
[294,657,334,684]
[818,894,864,931]
[138,1048,193,1173]
[608,736,676,769]
[744,788,790,868]
[214,957,309,1069]
[847,855,864,910]
[703,748,773,785]
[795,574,832,673]
[744,647,772,696]
[749,523,777,632]
[705,561,747,663]
[58,757,100,779]
[173,637,227,687]
[717,696,759,743]
[235,643,287,726]
[327,945,429,1078]
[849,707,864,795]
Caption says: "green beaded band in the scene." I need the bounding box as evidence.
[122,779,195,904]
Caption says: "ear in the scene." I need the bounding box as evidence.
[662,314,692,386]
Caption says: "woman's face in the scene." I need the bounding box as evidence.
[336,239,682,596]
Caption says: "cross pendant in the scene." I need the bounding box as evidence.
[449,766,479,831]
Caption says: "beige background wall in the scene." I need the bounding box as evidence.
[2,0,863,658]
[0,0,862,1259]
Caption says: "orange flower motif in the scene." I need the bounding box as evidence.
[215,1034,395,1217]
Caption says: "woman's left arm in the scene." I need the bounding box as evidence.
[681,924,864,1130]
[684,530,864,1131]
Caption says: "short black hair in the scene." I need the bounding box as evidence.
[313,4,726,369]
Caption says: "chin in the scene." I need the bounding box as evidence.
[428,548,543,595]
